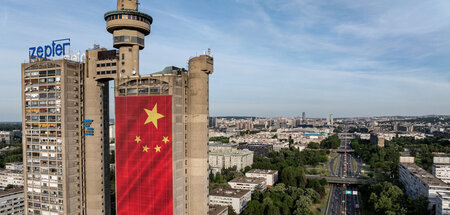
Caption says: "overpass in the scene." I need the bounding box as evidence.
[306,175,375,185]
[338,133,356,139]
[330,149,355,153]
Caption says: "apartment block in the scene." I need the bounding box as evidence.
[0,187,25,214]
[245,169,278,187]
[433,157,450,184]
[228,177,266,192]
[209,149,253,171]
[209,188,251,214]
[399,158,450,209]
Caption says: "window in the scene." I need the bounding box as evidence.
[150,88,160,93]
[112,62,116,66]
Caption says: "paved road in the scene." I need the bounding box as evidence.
[326,134,362,215]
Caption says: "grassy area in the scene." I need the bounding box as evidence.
[352,157,357,173]
[332,155,339,174]
[329,152,338,158]
[310,185,331,215]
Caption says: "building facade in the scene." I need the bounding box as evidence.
[0,170,23,189]
[433,157,450,184]
[209,149,254,171]
[209,188,251,214]
[399,159,450,209]
[228,177,266,192]
[0,188,24,214]
[245,169,278,187]
[437,192,450,215]
[21,0,212,214]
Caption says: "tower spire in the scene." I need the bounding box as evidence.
[105,0,152,76]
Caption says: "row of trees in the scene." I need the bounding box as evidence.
[244,147,329,215]
[0,147,22,169]
[252,149,328,171]
[243,183,321,215]
[359,182,429,215]
[351,137,400,181]
[319,135,341,149]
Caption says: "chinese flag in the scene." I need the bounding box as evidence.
[115,95,173,214]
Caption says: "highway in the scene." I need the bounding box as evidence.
[326,134,361,215]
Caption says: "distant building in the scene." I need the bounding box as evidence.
[228,177,266,193]
[370,133,385,147]
[237,143,272,157]
[302,112,306,123]
[399,157,450,209]
[209,205,228,215]
[0,187,24,214]
[245,169,278,187]
[433,157,450,183]
[0,170,23,189]
[208,149,254,171]
[5,162,23,171]
[0,131,11,144]
[273,142,289,152]
[436,192,450,215]
[209,142,238,152]
[209,188,251,214]
[209,117,218,129]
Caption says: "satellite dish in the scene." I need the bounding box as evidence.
[132,70,136,75]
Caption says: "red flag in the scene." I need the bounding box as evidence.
[115,95,173,214]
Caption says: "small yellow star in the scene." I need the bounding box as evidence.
[144,104,164,128]
[154,145,161,152]
[135,136,142,143]
[143,145,149,152]
[162,136,170,144]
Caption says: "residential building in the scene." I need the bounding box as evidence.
[209,188,251,214]
[228,177,266,192]
[399,158,450,209]
[0,187,24,214]
[209,149,253,171]
[209,142,238,152]
[0,131,11,144]
[209,205,228,215]
[370,133,385,147]
[245,169,278,187]
[5,163,23,171]
[0,170,23,189]
[237,144,272,157]
[437,192,450,215]
[433,157,450,183]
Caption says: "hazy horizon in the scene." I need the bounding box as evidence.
[2,0,450,121]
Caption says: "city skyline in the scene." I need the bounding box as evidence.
[2,0,450,121]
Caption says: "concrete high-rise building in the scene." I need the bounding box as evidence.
[302,112,306,123]
[21,0,212,214]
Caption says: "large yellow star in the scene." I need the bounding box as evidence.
[143,145,149,152]
[144,104,164,128]
[154,145,161,152]
[162,136,170,144]
[135,136,142,143]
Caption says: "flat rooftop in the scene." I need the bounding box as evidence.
[210,188,250,198]
[229,177,265,184]
[0,187,23,197]
[209,205,228,215]
[209,149,253,156]
[246,169,278,175]
[401,162,448,187]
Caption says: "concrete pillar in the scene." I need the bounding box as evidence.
[187,55,213,214]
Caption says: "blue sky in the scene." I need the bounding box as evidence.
[1,0,450,121]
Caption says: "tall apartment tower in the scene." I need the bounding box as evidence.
[22,0,212,214]
[22,60,84,215]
